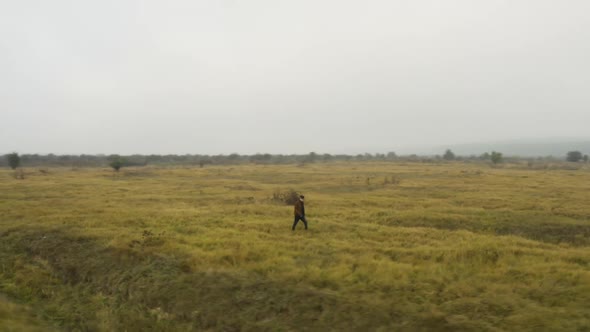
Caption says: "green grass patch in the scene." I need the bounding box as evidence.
[1,163,590,330]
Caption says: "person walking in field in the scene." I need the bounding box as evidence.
[292,195,308,231]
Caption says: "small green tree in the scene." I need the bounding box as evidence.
[584,155,589,163]
[491,151,503,164]
[443,149,455,161]
[566,151,583,162]
[108,155,125,172]
[6,152,20,170]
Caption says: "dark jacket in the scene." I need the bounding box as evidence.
[294,200,305,217]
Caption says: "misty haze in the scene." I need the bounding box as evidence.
[2,1,589,155]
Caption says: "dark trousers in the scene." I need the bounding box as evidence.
[292,215,308,230]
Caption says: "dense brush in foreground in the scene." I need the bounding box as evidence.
[1,163,589,331]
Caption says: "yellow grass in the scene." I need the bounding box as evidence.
[1,162,589,331]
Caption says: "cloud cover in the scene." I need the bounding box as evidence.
[1,0,589,154]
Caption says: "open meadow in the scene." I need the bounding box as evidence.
[1,162,590,331]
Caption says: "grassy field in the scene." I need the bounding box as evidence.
[1,162,589,331]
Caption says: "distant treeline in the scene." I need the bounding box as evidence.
[0,152,575,168]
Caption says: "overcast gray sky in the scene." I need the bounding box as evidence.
[1,0,589,155]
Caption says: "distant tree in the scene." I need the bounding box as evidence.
[374,153,386,160]
[198,158,212,168]
[566,151,583,162]
[6,152,20,170]
[480,152,490,160]
[584,155,589,163]
[228,153,240,161]
[491,151,503,164]
[443,149,455,161]
[250,153,272,164]
[306,152,318,163]
[386,152,397,160]
[108,155,125,172]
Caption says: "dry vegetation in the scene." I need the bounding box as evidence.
[1,162,589,331]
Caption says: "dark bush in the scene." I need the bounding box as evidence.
[6,152,20,169]
[566,151,583,162]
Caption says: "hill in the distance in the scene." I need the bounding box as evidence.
[428,138,590,157]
